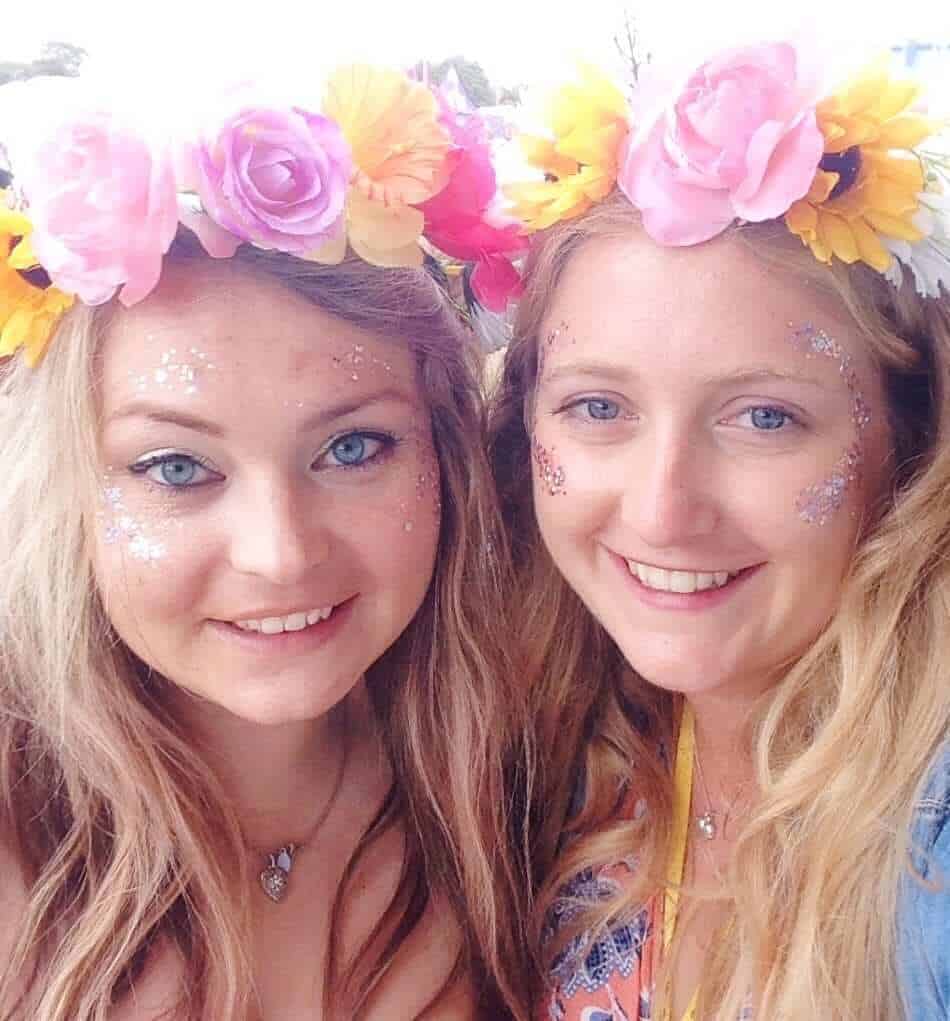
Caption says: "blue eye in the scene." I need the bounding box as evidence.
[584,398,620,420]
[748,406,791,430]
[131,453,217,488]
[323,432,390,468]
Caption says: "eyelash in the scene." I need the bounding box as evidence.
[558,396,628,423]
[556,396,803,433]
[315,430,398,470]
[128,431,399,491]
[729,405,802,432]
[129,451,220,489]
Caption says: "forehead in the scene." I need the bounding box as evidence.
[97,261,419,409]
[543,232,874,379]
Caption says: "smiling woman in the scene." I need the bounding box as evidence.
[491,40,950,1021]
[0,69,530,1021]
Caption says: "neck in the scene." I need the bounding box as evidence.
[684,687,759,800]
[168,685,369,851]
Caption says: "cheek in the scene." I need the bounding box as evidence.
[530,432,623,555]
[93,484,213,634]
[345,440,442,588]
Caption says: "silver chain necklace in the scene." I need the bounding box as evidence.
[247,715,349,903]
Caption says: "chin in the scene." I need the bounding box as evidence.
[619,641,731,696]
[218,679,356,728]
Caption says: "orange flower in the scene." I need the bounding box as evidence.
[319,66,452,266]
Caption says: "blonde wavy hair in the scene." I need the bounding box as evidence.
[488,192,950,1020]
[0,233,532,1021]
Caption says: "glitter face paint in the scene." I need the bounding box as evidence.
[796,443,863,525]
[130,346,215,396]
[533,436,567,496]
[100,482,168,563]
[789,322,873,525]
[331,343,393,383]
[532,321,571,495]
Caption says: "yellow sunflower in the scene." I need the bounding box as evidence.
[0,198,74,366]
[785,56,941,272]
[505,64,631,231]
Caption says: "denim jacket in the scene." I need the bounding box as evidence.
[898,742,950,1019]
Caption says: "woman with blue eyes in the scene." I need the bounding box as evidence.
[489,43,950,1021]
[0,82,532,1017]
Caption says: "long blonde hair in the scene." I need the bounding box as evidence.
[488,193,950,1019]
[0,233,532,1021]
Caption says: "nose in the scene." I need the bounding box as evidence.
[228,477,330,585]
[622,427,719,549]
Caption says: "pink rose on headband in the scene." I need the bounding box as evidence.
[619,42,824,245]
[23,112,178,306]
[180,105,352,258]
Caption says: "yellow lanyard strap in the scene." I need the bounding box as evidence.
[664,701,699,1021]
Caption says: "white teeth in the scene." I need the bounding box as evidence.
[306,606,333,625]
[627,561,736,593]
[234,605,336,633]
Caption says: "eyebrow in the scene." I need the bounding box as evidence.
[707,367,832,389]
[542,361,637,386]
[107,387,418,436]
[542,361,832,390]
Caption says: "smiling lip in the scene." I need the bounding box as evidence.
[609,551,763,611]
[208,596,356,652]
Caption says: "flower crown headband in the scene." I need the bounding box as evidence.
[0,65,527,366]
[506,42,950,300]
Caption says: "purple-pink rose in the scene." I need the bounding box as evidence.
[181,105,352,257]
[619,42,824,245]
[24,112,178,306]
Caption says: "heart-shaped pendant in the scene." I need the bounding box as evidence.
[260,864,289,902]
[259,845,296,903]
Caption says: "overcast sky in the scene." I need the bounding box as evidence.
[3,0,950,93]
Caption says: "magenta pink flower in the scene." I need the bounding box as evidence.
[418,96,525,311]
[619,42,824,245]
[23,112,178,306]
[181,105,352,257]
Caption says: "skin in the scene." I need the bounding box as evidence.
[0,261,472,1019]
[531,232,892,1017]
[94,262,440,732]
[533,232,889,724]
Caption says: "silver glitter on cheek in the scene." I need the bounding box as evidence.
[788,323,873,526]
[127,533,168,562]
[796,444,863,525]
[529,323,576,496]
[98,482,169,565]
[532,437,566,496]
